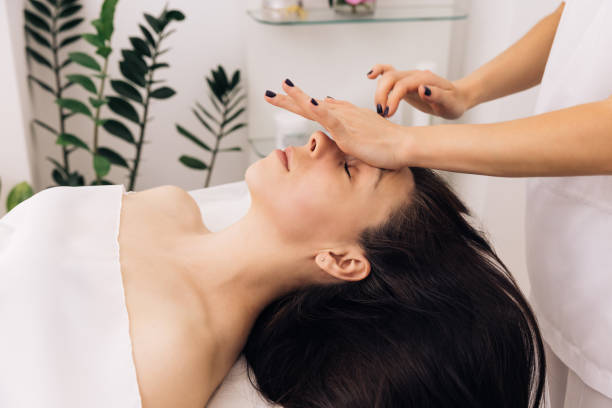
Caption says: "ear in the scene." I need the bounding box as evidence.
[315,246,371,282]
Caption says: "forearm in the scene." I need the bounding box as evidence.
[406,98,612,177]
[454,2,565,110]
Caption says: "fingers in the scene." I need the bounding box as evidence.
[264,89,314,120]
[374,70,401,117]
[366,63,394,79]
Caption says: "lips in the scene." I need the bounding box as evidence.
[275,149,289,171]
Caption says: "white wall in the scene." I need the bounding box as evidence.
[0,0,34,217]
[448,0,562,294]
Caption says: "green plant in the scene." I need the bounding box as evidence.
[56,0,121,186]
[0,178,34,213]
[24,0,85,186]
[177,66,246,188]
[106,6,185,191]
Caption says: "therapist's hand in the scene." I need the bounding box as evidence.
[368,64,469,120]
[264,80,411,170]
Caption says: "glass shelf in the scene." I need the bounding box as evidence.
[247,3,468,26]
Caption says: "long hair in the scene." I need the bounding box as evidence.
[243,168,545,408]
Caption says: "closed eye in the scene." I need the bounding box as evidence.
[344,161,352,179]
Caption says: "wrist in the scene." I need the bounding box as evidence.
[453,76,482,111]
[396,124,426,168]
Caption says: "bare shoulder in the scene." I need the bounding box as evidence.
[126,185,207,233]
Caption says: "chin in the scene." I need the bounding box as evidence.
[244,155,280,206]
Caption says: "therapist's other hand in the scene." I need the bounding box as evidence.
[264,80,409,170]
[368,64,468,120]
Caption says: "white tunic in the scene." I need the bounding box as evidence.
[0,184,142,407]
[526,0,612,398]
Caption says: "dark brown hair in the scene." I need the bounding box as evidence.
[243,167,545,408]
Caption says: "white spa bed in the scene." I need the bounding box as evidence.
[187,181,277,408]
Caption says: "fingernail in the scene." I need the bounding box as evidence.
[383,106,389,117]
[310,98,318,106]
[367,69,373,75]
[285,78,294,87]
[326,95,334,99]
[265,90,276,98]
[424,86,431,96]
[376,103,382,114]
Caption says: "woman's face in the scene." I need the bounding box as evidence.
[246,131,415,245]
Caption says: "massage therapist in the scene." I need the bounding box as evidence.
[264,1,612,407]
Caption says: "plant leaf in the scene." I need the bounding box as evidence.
[150,87,175,99]
[98,147,129,168]
[192,108,215,135]
[196,102,219,124]
[60,0,78,6]
[176,125,211,151]
[52,168,67,185]
[89,97,107,108]
[150,63,169,71]
[208,94,221,113]
[103,119,135,144]
[26,46,52,69]
[121,50,147,74]
[24,10,50,32]
[66,74,97,93]
[144,13,162,33]
[7,182,34,212]
[219,146,242,152]
[107,96,140,124]
[58,4,82,18]
[59,17,84,32]
[60,58,72,69]
[69,51,101,71]
[97,0,119,40]
[139,24,155,46]
[82,33,104,48]
[223,122,246,137]
[29,0,52,17]
[165,10,185,21]
[25,26,51,48]
[28,75,55,95]
[56,98,92,117]
[222,107,245,127]
[59,34,81,48]
[226,94,246,115]
[47,156,67,175]
[34,119,58,135]
[230,70,240,89]
[111,80,142,103]
[56,132,89,150]
[96,45,112,58]
[179,155,208,170]
[93,154,111,178]
[119,61,146,87]
[129,37,151,57]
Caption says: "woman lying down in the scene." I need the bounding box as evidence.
[0,131,545,408]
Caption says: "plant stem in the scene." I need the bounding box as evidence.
[92,56,110,184]
[205,105,226,188]
[129,35,161,191]
[51,4,70,175]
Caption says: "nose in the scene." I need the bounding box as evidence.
[306,131,336,159]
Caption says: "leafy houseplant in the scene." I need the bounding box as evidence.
[56,0,121,186]
[106,7,185,191]
[24,0,85,186]
[177,66,246,188]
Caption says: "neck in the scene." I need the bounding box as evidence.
[174,209,322,342]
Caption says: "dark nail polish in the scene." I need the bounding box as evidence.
[310,98,318,106]
[326,95,334,99]
[285,78,294,87]
[424,86,431,96]
[376,103,383,114]
[265,90,276,98]
[367,70,373,75]
[383,106,389,117]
